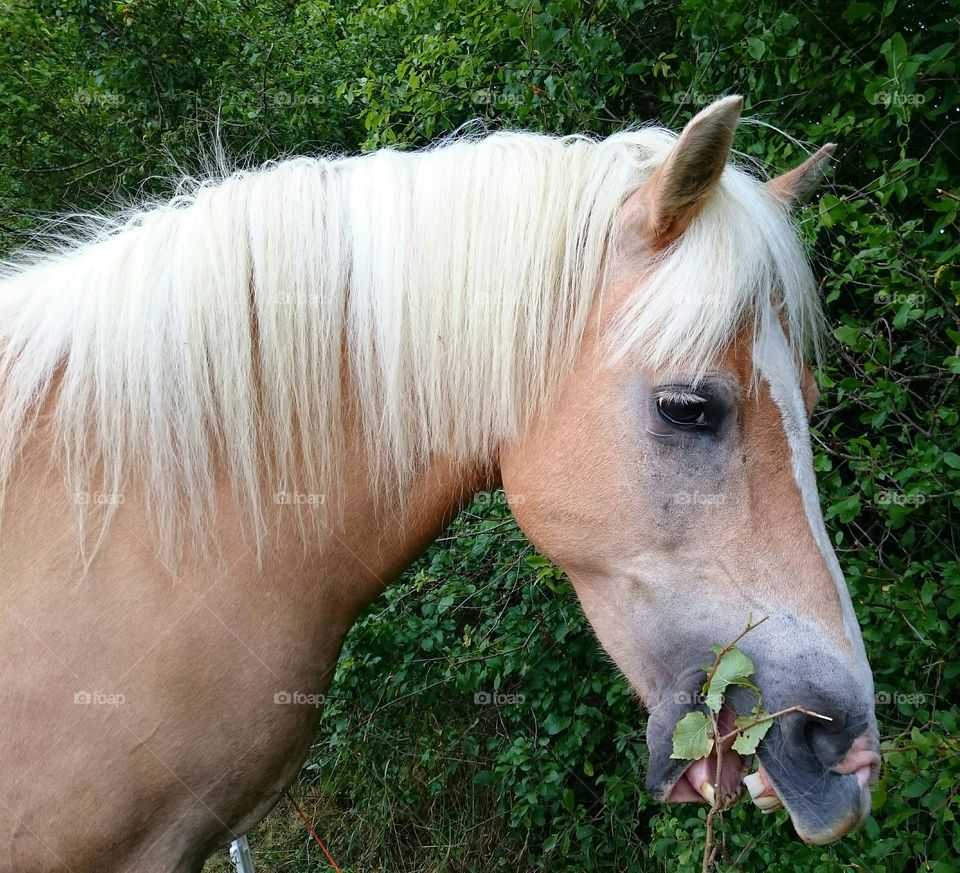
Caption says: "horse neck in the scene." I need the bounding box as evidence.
[310,422,501,613]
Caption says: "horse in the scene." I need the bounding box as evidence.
[0,95,879,872]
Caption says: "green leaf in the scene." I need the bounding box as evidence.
[746,36,766,59]
[834,325,861,348]
[670,711,713,760]
[704,648,755,712]
[901,778,929,799]
[731,714,774,755]
[543,712,570,735]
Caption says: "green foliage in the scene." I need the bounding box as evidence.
[731,716,773,758]
[703,647,756,715]
[1,1,958,871]
[672,711,714,761]
[303,499,656,871]
[669,635,773,765]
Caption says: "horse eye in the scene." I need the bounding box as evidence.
[656,393,708,427]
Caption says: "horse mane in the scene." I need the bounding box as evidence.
[0,127,822,563]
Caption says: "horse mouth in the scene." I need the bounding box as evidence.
[755,733,880,845]
[654,706,881,845]
[664,703,746,806]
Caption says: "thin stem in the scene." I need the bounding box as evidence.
[702,615,769,691]
[702,707,722,873]
[698,616,816,873]
[700,615,769,873]
[717,705,833,745]
[702,803,719,873]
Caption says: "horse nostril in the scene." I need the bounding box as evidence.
[832,733,882,785]
[803,709,851,768]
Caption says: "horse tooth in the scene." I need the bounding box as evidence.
[742,771,765,800]
[752,794,783,813]
[699,781,716,806]
[718,784,743,811]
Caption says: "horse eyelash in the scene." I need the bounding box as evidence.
[655,389,707,406]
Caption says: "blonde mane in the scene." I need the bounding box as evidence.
[0,128,821,562]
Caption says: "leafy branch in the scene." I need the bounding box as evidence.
[670,617,832,872]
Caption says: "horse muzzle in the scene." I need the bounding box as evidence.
[644,668,880,845]
[752,713,880,844]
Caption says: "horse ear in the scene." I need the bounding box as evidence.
[765,144,836,208]
[640,95,743,244]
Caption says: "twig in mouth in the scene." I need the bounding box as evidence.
[702,615,769,692]
[716,704,833,745]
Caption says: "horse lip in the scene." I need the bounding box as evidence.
[755,747,873,845]
[652,755,701,802]
[832,748,881,781]
[644,667,720,802]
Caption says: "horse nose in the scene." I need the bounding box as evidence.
[782,703,877,778]
[830,732,882,787]
[803,706,852,768]
[753,703,879,845]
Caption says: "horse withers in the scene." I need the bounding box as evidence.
[0,96,879,871]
